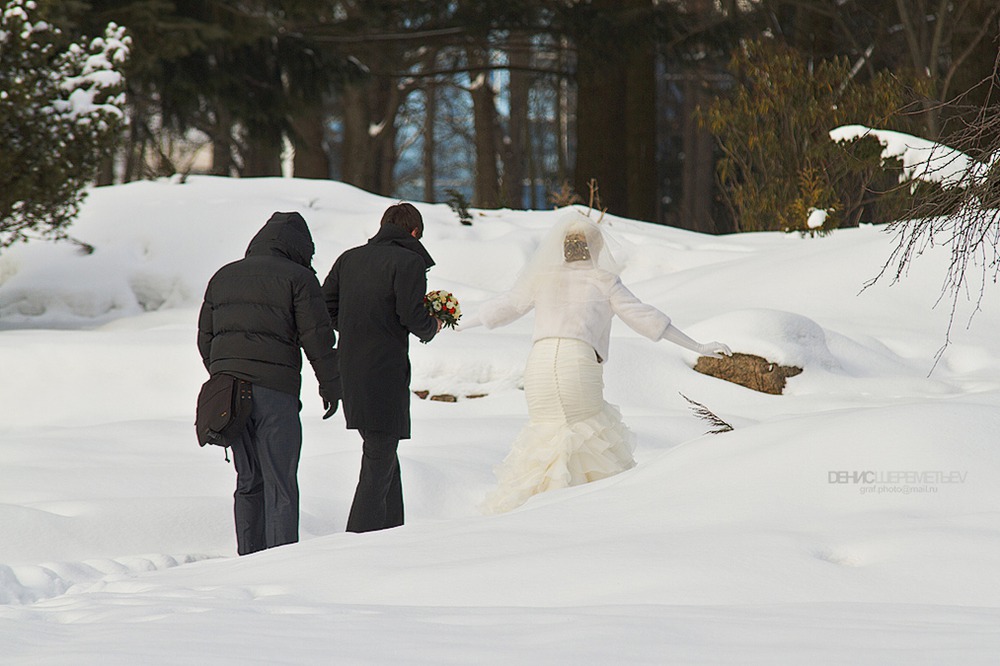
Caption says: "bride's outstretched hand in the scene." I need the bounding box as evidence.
[698,342,732,359]
[454,313,482,332]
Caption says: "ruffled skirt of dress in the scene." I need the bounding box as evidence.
[482,337,636,514]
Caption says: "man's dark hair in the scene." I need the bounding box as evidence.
[380,202,424,239]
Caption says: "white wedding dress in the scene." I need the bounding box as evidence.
[472,211,717,514]
[482,337,636,513]
[473,212,729,513]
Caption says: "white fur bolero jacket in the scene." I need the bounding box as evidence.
[472,266,671,363]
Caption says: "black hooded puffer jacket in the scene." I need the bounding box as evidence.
[198,211,339,397]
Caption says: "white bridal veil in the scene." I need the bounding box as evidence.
[504,209,624,309]
[466,209,620,328]
[530,209,621,272]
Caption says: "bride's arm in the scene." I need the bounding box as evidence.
[457,291,534,331]
[609,279,731,357]
[660,324,731,358]
[608,278,672,340]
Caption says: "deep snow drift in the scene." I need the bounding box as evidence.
[1,177,998,664]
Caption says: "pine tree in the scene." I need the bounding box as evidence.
[0,0,129,249]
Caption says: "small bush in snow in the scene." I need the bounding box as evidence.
[701,40,919,234]
[445,188,474,225]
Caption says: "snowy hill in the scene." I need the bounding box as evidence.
[1,176,998,663]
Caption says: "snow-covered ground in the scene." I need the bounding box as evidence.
[1,176,998,664]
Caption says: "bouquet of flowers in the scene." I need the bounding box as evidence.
[424,290,461,329]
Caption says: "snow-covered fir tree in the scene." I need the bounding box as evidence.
[0,0,129,249]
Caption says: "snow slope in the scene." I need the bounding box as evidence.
[1,176,998,664]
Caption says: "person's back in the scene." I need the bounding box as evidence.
[321,202,439,533]
[198,211,339,555]
[199,212,337,395]
[324,215,436,438]
[334,241,427,350]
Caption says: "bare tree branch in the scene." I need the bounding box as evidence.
[868,41,1000,367]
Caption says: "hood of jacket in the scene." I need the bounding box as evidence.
[369,222,435,270]
[246,211,315,269]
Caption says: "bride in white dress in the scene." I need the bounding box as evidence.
[461,210,731,513]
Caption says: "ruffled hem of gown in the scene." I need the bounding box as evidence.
[482,402,636,514]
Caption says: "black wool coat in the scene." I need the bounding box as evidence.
[322,223,438,438]
[198,211,339,397]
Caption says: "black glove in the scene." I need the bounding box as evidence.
[319,385,340,420]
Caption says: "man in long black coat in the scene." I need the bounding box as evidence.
[199,211,341,555]
[322,203,440,532]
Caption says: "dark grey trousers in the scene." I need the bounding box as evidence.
[345,429,403,533]
[230,385,302,556]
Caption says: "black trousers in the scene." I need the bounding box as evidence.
[345,429,403,533]
[230,385,302,555]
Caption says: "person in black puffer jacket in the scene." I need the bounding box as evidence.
[198,211,340,555]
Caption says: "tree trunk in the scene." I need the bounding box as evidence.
[211,139,233,176]
[291,101,330,179]
[210,107,234,177]
[527,94,540,209]
[375,109,399,196]
[556,36,571,186]
[123,101,147,182]
[624,39,657,223]
[423,84,437,203]
[574,0,660,220]
[340,83,371,189]
[680,72,723,233]
[340,74,401,196]
[467,47,502,209]
[574,29,627,217]
[241,124,283,177]
[96,154,115,186]
[504,39,531,209]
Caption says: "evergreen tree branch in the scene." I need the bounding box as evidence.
[679,393,734,435]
